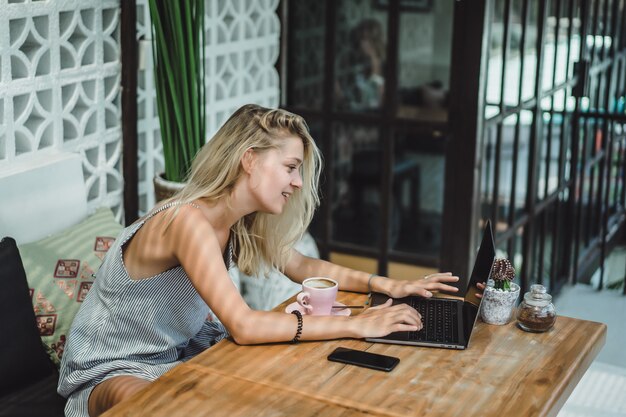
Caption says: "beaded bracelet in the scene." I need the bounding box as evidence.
[291,310,303,343]
[367,273,379,293]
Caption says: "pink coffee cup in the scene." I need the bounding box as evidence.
[296,277,338,316]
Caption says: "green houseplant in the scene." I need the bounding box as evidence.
[479,258,521,325]
[149,0,206,198]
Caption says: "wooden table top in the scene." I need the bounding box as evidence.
[104,291,606,417]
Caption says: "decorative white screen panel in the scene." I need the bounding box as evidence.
[0,0,123,221]
[135,0,281,215]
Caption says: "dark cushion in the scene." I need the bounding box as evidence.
[0,371,66,417]
[0,237,57,394]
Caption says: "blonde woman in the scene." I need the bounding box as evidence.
[58,104,460,416]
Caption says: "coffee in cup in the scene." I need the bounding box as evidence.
[304,278,335,289]
[296,277,338,315]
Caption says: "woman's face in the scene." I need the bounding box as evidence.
[248,135,304,215]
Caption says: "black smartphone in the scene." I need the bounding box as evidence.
[327,347,400,372]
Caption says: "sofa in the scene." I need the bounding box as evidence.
[0,237,67,417]
[1,204,125,417]
[0,152,92,416]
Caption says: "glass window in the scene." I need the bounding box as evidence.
[554,1,571,86]
[531,211,551,286]
[481,113,531,228]
[494,226,524,279]
[485,1,505,114]
[334,0,387,112]
[521,0,539,102]
[396,2,452,122]
[288,2,327,110]
[567,4,582,81]
[485,1,539,112]
[481,123,498,222]
[542,9,558,92]
[503,0,524,107]
[499,122,511,222]
[330,122,382,248]
[610,136,624,212]
[514,110,533,218]
[391,131,445,256]
[538,107,562,200]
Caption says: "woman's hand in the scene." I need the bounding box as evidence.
[375,272,461,299]
[475,282,486,298]
[353,299,422,338]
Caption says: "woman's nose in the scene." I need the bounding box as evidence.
[291,171,303,189]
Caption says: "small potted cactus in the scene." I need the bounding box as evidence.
[479,258,521,325]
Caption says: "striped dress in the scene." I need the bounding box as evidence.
[58,202,229,417]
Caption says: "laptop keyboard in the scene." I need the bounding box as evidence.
[408,299,459,343]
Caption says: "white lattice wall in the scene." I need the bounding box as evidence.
[0,0,123,221]
[135,0,281,215]
[1,0,281,220]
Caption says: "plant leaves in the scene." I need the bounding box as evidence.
[148,0,206,182]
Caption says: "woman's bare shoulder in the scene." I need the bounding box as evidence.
[164,203,233,256]
[165,204,216,236]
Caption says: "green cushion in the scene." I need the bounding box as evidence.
[18,208,123,367]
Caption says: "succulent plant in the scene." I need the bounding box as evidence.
[491,258,515,291]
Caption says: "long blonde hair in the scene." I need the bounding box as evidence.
[165,104,322,276]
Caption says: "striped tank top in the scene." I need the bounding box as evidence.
[58,202,229,416]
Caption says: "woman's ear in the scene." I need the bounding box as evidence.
[241,148,257,174]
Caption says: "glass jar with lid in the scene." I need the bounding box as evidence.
[516,284,557,332]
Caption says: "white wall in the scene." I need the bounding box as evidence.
[1,0,282,221]
[0,0,123,220]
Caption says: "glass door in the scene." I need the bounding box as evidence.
[282,0,455,276]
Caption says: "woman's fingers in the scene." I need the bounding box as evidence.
[382,273,464,298]
[420,275,460,291]
[359,302,424,337]
[369,300,419,317]
[475,282,486,298]
[392,323,421,332]
[423,282,459,292]
[398,311,422,328]
[426,272,453,278]
[424,273,458,282]
[386,305,422,328]
[367,298,393,310]
[411,282,459,298]
[382,306,423,332]
[366,301,421,322]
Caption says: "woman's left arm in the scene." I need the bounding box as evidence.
[284,249,460,298]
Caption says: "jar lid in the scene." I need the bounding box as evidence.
[524,284,552,305]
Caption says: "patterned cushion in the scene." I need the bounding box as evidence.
[18,208,123,367]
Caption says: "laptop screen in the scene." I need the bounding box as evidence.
[463,220,496,307]
[458,221,496,347]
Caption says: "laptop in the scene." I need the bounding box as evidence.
[366,220,495,350]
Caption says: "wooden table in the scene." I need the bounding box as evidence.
[103,292,606,417]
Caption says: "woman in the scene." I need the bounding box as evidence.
[58,104,460,416]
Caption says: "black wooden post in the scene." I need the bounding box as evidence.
[121,0,139,225]
[441,0,490,288]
